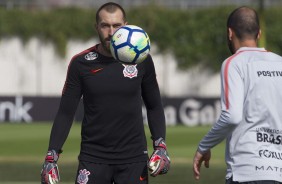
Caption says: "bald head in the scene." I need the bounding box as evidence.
[227,6,260,41]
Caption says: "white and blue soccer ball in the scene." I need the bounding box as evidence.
[110,25,151,64]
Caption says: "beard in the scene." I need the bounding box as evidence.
[98,34,111,54]
[227,39,235,54]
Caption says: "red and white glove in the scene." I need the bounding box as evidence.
[148,137,170,177]
[41,150,60,184]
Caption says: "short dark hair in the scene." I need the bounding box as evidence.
[227,6,260,40]
[95,2,126,23]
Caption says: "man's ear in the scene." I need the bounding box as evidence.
[257,29,261,39]
[228,28,233,41]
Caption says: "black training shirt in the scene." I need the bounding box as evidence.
[48,44,166,164]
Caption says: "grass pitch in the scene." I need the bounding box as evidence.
[0,123,226,183]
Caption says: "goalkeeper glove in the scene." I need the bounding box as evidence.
[41,150,60,184]
[148,137,170,177]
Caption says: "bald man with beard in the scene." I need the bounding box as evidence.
[193,6,282,184]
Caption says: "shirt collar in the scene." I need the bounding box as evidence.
[236,47,266,53]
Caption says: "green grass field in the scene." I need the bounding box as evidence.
[0,123,226,184]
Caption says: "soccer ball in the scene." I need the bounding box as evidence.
[110,25,151,64]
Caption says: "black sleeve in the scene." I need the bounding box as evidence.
[48,95,80,151]
[141,55,166,142]
[48,58,82,152]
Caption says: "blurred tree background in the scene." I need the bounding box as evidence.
[0,1,281,72]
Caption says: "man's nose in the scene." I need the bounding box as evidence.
[109,27,115,36]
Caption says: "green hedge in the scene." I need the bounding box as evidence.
[0,6,280,71]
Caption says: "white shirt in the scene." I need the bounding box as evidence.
[198,47,282,182]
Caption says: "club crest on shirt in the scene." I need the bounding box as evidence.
[77,169,90,184]
[122,64,138,79]
[85,52,98,61]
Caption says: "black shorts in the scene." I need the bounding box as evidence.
[75,161,148,184]
[226,177,282,184]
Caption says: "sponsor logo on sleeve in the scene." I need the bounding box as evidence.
[85,52,98,61]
